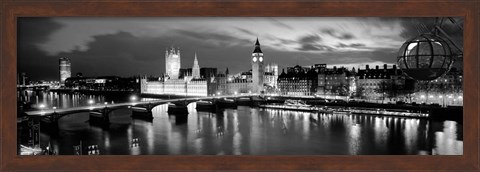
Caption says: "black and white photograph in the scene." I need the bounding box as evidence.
[17,17,463,155]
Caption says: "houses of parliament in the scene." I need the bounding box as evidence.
[140,39,279,96]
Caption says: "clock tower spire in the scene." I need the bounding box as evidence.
[251,38,264,94]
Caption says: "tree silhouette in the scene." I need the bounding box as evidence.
[375,80,389,104]
[355,86,366,99]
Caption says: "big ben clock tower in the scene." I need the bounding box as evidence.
[251,38,264,94]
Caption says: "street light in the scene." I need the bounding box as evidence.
[38,103,46,109]
[130,95,138,101]
[88,99,95,105]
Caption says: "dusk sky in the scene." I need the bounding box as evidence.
[18,17,463,81]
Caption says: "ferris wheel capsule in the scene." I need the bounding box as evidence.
[397,33,455,81]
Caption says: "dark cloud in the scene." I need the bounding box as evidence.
[336,43,366,48]
[297,44,333,52]
[278,38,297,45]
[296,34,327,51]
[53,30,257,78]
[338,33,354,40]
[18,18,64,81]
[18,17,463,81]
[18,18,63,45]
[18,18,261,81]
[298,34,321,43]
[399,17,463,53]
[321,28,355,40]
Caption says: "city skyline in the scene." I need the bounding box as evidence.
[18,17,462,81]
[17,17,464,156]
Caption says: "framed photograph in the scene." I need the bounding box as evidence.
[1,0,479,171]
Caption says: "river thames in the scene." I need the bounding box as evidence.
[18,91,463,155]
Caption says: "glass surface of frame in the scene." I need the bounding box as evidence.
[1,1,478,171]
[16,17,464,156]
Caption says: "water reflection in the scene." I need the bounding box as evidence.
[20,92,463,155]
[18,90,137,110]
[433,121,463,155]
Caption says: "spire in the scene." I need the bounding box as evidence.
[193,52,198,66]
[253,38,263,53]
[192,52,200,79]
[226,68,229,75]
[279,68,286,78]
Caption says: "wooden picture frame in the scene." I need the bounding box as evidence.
[1,0,478,171]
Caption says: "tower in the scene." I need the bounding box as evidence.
[251,38,264,93]
[165,46,181,79]
[59,57,71,84]
[192,52,200,79]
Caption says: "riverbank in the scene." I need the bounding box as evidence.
[263,96,463,122]
[50,88,135,96]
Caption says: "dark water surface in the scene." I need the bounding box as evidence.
[19,91,463,155]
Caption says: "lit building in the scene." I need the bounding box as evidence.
[213,38,277,95]
[163,79,187,95]
[59,57,71,84]
[214,69,228,95]
[278,65,317,96]
[144,39,277,97]
[226,78,252,95]
[355,64,412,102]
[316,64,355,98]
[141,79,163,94]
[186,78,209,96]
[142,76,216,97]
[217,67,275,95]
[200,68,217,79]
[165,47,181,79]
[413,67,463,106]
[264,63,279,89]
[141,50,216,97]
[251,38,264,93]
[65,76,139,91]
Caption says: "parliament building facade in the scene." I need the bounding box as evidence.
[141,39,277,97]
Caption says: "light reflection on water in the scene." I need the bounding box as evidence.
[33,104,462,155]
[21,92,463,155]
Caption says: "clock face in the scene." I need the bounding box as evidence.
[259,57,263,62]
[253,57,257,62]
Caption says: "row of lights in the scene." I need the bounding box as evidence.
[419,95,463,99]
[216,90,253,96]
[37,95,139,111]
